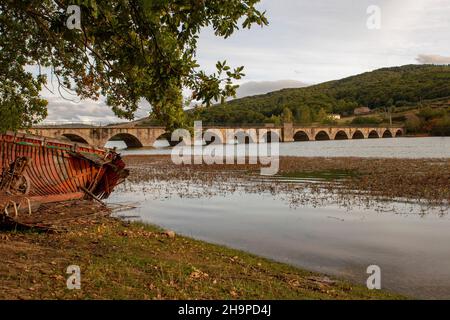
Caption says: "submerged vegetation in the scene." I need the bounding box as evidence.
[280,169,360,181]
[121,155,450,212]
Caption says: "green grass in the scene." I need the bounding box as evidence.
[0,219,404,300]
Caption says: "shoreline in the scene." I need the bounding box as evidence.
[0,205,403,300]
[4,155,449,300]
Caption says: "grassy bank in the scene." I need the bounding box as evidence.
[0,213,402,300]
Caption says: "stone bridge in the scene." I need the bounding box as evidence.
[29,126,167,148]
[29,124,405,148]
[283,124,405,142]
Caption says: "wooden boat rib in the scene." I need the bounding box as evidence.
[0,131,129,212]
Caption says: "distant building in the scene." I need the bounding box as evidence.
[329,114,341,120]
[354,107,372,116]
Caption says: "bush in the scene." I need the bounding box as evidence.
[405,115,423,133]
[392,115,407,122]
[351,116,383,125]
[418,107,446,121]
[431,117,450,136]
[321,118,338,125]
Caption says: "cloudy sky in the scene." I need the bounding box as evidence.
[42,0,450,123]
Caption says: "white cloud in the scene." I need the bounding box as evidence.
[197,0,450,83]
[42,95,150,124]
[416,54,450,65]
[236,80,308,98]
[39,0,450,122]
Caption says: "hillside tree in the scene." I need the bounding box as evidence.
[281,107,293,123]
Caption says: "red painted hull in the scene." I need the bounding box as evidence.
[0,132,129,203]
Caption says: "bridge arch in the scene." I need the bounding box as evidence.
[168,130,192,147]
[382,130,393,138]
[261,130,281,143]
[334,130,349,140]
[61,133,91,145]
[234,130,256,144]
[315,131,331,141]
[395,129,403,137]
[352,130,365,139]
[204,130,224,145]
[293,130,310,142]
[107,133,143,148]
[153,132,171,148]
[368,130,380,139]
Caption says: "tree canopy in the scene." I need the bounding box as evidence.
[0,0,268,132]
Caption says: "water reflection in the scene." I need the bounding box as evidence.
[106,136,450,298]
[109,179,450,299]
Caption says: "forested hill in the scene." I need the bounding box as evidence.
[190,64,450,125]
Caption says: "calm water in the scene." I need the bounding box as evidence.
[109,180,450,299]
[107,137,450,158]
[107,137,450,299]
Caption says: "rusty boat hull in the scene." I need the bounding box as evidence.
[0,131,129,212]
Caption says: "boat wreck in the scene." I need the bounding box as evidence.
[0,131,129,227]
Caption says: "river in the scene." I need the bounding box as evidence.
[107,137,450,299]
[107,136,450,159]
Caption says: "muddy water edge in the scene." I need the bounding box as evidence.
[108,155,450,299]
